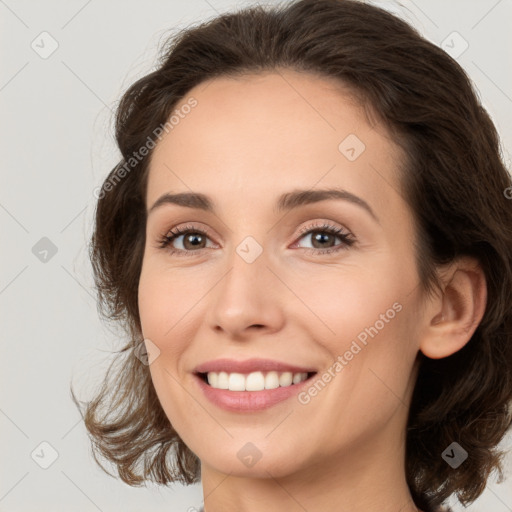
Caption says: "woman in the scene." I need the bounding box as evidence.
[73,1,512,511]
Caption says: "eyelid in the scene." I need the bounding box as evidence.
[160,219,345,241]
[161,222,219,246]
[295,219,346,235]
[289,220,355,250]
[157,218,355,255]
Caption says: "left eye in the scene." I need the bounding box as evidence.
[157,223,355,256]
[294,226,354,251]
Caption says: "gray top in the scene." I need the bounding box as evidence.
[197,504,452,511]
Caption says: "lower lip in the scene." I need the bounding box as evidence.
[193,373,315,412]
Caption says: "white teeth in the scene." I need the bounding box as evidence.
[279,372,293,387]
[265,371,280,389]
[217,371,229,389]
[205,371,310,390]
[207,372,218,388]
[246,371,265,391]
[228,373,245,391]
[292,373,304,384]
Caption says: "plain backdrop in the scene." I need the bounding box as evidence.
[1,0,511,511]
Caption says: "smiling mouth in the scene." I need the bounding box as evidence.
[197,371,317,391]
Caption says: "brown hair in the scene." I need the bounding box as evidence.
[71,1,512,510]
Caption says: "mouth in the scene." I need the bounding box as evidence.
[192,358,319,411]
[193,369,319,412]
[195,370,318,391]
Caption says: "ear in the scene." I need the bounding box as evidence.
[419,256,487,359]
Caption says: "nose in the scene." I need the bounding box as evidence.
[206,250,285,340]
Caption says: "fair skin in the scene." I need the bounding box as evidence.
[137,69,487,512]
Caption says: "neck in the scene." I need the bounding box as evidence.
[200,420,420,512]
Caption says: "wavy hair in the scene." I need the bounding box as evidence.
[71,1,512,510]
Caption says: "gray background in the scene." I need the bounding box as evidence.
[1,0,511,511]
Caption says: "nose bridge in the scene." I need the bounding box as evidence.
[218,237,269,309]
[207,236,283,335]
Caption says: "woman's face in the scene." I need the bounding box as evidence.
[138,69,426,479]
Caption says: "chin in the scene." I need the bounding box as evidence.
[199,444,307,479]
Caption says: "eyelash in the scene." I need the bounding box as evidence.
[156,221,356,257]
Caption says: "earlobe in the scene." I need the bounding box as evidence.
[419,257,487,359]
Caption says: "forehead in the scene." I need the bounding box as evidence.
[146,69,405,224]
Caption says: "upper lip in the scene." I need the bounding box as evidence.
[193,358,317,375]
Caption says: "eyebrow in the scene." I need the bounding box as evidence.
[148,187,380,224]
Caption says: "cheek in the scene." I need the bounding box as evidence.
[138,272,186,378]
[333,295,417,420]
[138,270,169,341]
[296,267,404,345]
[137,264,201,347]
[304,269,415,400]
[138,268,198,434]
